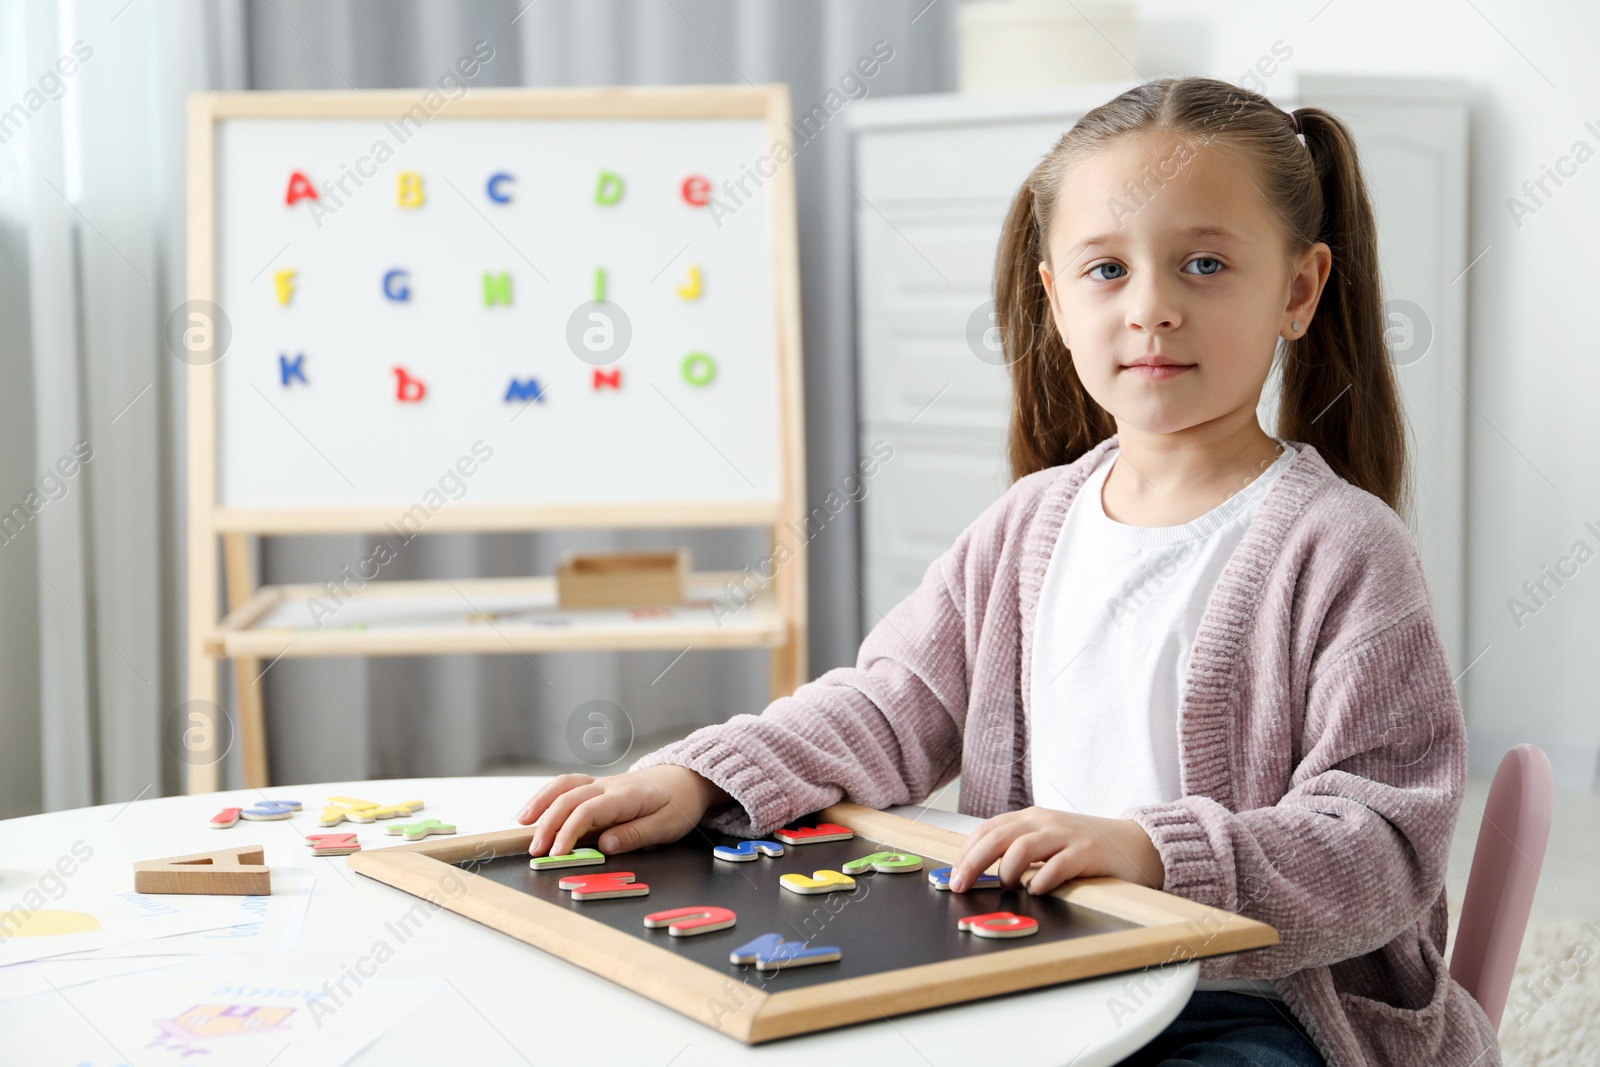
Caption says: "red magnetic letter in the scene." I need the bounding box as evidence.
[394,366,427,402]
[285,170,319,206]
[681,174,711,206]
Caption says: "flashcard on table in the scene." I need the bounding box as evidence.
[642,906,735,937]
[382,819,454,841]
[928,866,1002,890]
[0,956,186,1007]
[208,807,241,829]
[528,847,606,871]
[0,867,254,968]
[774,822,853,845]
[239,799,301,821]
[777,869,856,896]
[0,968,440,1067]
[558,871,649,901]
[841,850,923,874]
[958,911,1040,939]
[132,846,271,896]
[711,840,784,862]
[54,875,316,960]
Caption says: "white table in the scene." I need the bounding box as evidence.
[0,777,1196,1065]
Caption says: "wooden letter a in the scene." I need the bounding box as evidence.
[133,845,271,896]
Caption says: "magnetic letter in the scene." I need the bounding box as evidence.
[591,368,622,391]
[279,353,307,386]
[383,269,411,301]
[557,871,648,900]
[676,264,702,300]
[486,172,514,203]
[957,911,1040,939]
[594,170,624,205]
[483,272,512,306]
[273,269,296,306]
[396,171,425,208]
[504,378,545,404]
[593,267,606,303]
[681,174,711,206]
[642,906,736,937]
[681,351,715,387]
[393,367,427,402]
[285,170,318,206]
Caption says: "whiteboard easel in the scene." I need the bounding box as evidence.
[184,86,807,793]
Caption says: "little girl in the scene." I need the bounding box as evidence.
[516,77,1500,1067]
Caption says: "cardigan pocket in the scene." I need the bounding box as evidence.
[1333,934,1452,1055]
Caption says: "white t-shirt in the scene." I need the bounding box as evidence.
[1028,439,1297,1000]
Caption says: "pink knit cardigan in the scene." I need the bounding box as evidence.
[632,434,1502,1066]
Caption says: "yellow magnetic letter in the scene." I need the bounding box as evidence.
[274,269,296,306]
[397,171,425,208]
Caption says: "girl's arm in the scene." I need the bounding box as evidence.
[1124,511,1466,977]
[628,492,1016,838]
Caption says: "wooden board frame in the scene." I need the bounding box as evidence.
[348,802,1278,1044]
[184,86,809,793]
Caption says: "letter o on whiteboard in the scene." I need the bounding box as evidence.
[681,351,716,387]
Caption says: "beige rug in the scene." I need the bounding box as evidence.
[1447,900,1600,1065]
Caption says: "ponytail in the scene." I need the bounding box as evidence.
[1276,106,1412,523]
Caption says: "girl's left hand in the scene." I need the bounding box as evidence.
[947,806,1166,895]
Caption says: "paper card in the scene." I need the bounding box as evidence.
[50,876,314,959]
[0,955,185,1005]
[0,969,439,1067]
[0,872,252,967]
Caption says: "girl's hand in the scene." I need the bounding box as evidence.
[947,806,1165,895]
[514,766,731,858]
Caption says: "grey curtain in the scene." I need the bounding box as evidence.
[0,0,956,811]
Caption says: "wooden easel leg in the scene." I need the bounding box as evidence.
[221,534,268,788]
[233,656,270,787]
[769,626,799,701]
[186,648,221,794]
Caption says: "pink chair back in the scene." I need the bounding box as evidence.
[1448,743,1553,1030]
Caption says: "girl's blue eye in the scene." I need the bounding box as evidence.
[1085,257,1223,282]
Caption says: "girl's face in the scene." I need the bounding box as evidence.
[1037,132,1326,436]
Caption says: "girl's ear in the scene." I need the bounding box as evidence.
[1282,240,1333,339]
[1037,260,1069,346]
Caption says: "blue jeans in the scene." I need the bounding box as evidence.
[1117,991,1328,1066]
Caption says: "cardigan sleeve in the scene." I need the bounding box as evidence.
[626,492,1010,838]
[1123,518,1467,977]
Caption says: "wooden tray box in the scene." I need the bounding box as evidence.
[556,548,688,609]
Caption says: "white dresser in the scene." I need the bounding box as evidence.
[848,75,1470,675]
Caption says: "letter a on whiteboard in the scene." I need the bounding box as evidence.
[285,170,318,206]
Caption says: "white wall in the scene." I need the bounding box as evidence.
[1124,0,1599,788]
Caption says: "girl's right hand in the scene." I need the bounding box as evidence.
[514,765,731,858]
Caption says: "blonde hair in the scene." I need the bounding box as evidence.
[994,76,1411,522]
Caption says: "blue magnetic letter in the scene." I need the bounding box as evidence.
[487,172,514,203]
[279,353,307,386]
[383,269,411,301]
[504,377,545,404]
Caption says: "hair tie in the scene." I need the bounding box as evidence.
[1287,109,1301,135]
